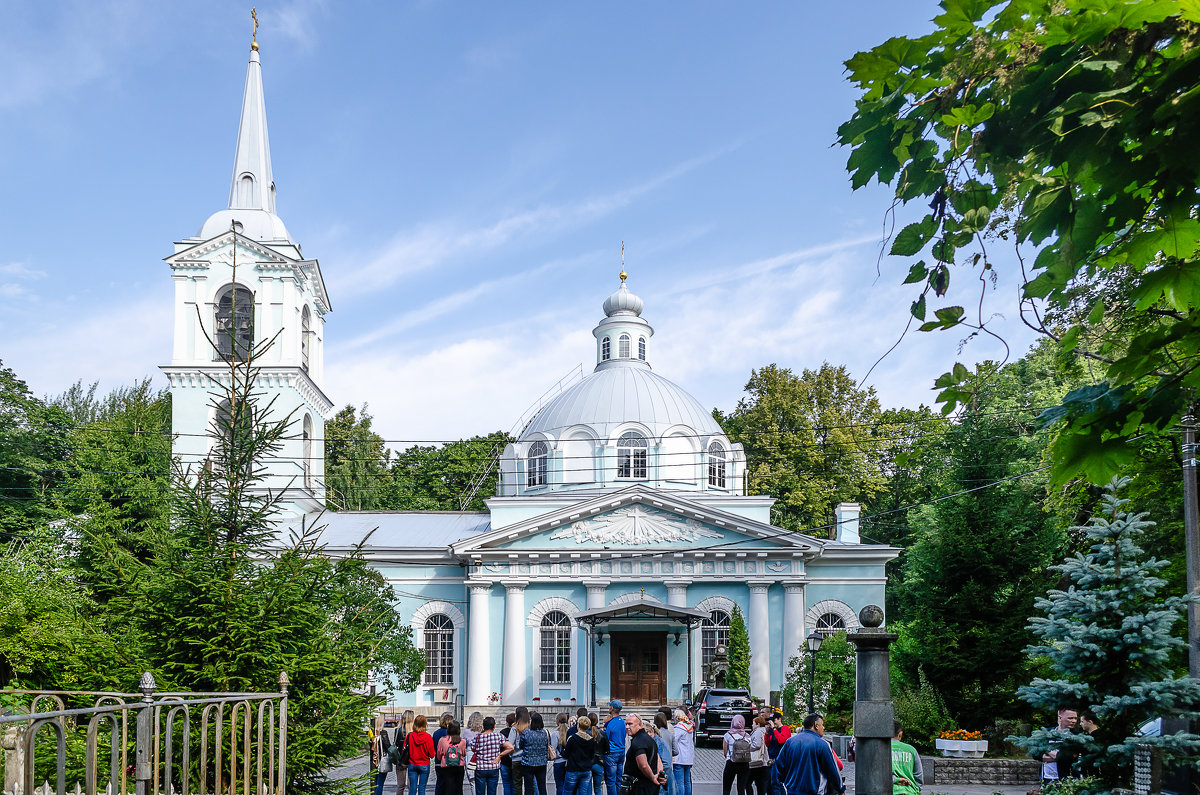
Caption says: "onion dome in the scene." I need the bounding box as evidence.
[602,270,644,317]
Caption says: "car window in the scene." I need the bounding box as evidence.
[706,691,753,708]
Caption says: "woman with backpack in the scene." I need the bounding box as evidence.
[407,715,438,795]
[721,715,752,795]
[373,725,394,795]
[395,711,415,795]
[437,721,469,795]
[562,716,596,795]
[520,712,552,795]
[587,713,606,795]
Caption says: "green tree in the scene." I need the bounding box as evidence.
[726,605,751,692]
[839,0,1200,484]
[780,631,855,728]
[1014,478,1200,790]
[718,363,887,533]
[0,360,70,537]
[324,404,393,511]
[388,431,513,511]
[898,361,1063,722]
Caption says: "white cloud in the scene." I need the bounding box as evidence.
[267,0,328,51]
[0,262,45,279]
[333,144,741,298]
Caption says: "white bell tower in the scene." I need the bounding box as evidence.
[160,36,332,517]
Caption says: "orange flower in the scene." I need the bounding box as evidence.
[939,729,982,740]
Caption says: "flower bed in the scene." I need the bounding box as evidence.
[936,730,988,758]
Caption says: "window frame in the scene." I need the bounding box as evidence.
[302,414,313,490]
[701,609,731,674]
[616,431,648,479]
[618,334,631,359]
[422,614,455,686]
[707,442,727,489]
[300,305,312,373]
[539,610,572,685]
[601,336,611,361]
[527,440,550,488]
[815,613,847,636]
[637,337,646,360]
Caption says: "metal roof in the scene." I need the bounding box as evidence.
[520,363,723,441]
[575,600,709,626]
[277,511,491,550]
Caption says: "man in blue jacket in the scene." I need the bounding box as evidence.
[602,700,626,795]
[772,714,844,795]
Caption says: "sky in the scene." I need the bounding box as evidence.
[0,1,1040,446]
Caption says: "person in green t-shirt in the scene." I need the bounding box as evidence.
[891,722,923,795]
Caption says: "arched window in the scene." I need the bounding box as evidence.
[637,337,646,360]
[302,414,313,490]
[215,285,254,361]
[300,306,312,373]
[618,334,631,358]
[601,337,611,361]
[527,441,549,487]
[237,174,255,206]
[707,442,727,489]
[540,610,571,684]
[702,610,731,673]
[423,614,454,685]
[617,431,648,479]
[815,613,847,636]
[213,398,253,475]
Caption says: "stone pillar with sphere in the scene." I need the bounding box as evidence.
[846,605,897,795]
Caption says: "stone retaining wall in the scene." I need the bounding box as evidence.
[925,756,1041,786]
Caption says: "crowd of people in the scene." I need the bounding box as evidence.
[368,703,849,795]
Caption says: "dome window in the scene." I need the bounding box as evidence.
[527,440,549,487]
[619,334,631,358]
[707,441,727,489]
[637,337,646,360]
[215,284,255,361]
[617,431,648,479]
[601,336,611,361]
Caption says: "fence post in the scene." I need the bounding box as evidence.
[277,673,288,795]
[135,673,157,795]
[846,606,897,795]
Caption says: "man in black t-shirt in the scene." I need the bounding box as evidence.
[624,715,665,795]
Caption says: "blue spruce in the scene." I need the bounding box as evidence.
[1013,477,1200,790]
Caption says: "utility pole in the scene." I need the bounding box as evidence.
[1183,413,1200,679]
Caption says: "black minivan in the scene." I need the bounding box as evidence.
[689,688,757,746]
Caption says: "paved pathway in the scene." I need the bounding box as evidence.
[327,750,1038,795]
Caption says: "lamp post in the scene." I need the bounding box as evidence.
[806,629,824,715]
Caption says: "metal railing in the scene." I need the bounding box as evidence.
[0,672,288,795]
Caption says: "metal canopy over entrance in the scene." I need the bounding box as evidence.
[576,601,707,706]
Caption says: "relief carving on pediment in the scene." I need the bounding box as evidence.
[548,504,722,545]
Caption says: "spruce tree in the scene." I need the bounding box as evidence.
[1014,477,1200,789]
[727,604,752,692]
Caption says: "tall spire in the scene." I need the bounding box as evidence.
[227,29,275,214]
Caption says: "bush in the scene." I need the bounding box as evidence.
[892,667,954,751]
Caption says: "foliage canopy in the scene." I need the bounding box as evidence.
[840,0,1200,484]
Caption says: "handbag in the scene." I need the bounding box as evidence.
[547,730,557,762]
[397,732,411,766]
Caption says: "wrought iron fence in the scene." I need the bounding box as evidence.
[0,672,288,795]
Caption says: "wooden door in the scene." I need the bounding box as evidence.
[611,632,667,705]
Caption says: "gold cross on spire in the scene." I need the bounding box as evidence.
[620,241,627,283]
[251,8,260,51]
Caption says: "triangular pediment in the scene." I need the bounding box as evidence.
[451,485,822,555]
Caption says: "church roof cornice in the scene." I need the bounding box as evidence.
[450,484,822,557]
[160,364,334,416]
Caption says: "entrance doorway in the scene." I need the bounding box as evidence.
[610,632,667,704]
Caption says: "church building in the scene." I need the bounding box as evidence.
[163,40,899,712]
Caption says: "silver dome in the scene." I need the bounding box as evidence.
[521,365,722,441]
[602,282,644,317]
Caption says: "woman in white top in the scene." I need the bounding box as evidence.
[671,710,694,795]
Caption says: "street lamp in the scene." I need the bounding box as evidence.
[806,630,824,715]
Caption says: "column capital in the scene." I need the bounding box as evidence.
[583,579,607,592]
[468,581,493,595]
[501,579,528,593]
[781,580,806,594]
[748,580,774,594]
[664,579,690,591]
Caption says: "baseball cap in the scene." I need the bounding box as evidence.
[607,699,623,711]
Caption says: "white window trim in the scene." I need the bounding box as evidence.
[694,596,736,686]
[805,599,861,633]
[526,596,582,696]
[412,600,466,692]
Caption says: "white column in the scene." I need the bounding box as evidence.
[585,580,607,610]
[467,581,492,705]
[782,581,806,671]
[665,580,689,607]
[502,580,527,705]
[748,581,772,698]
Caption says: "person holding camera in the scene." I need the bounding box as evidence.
[624,715,667,795]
